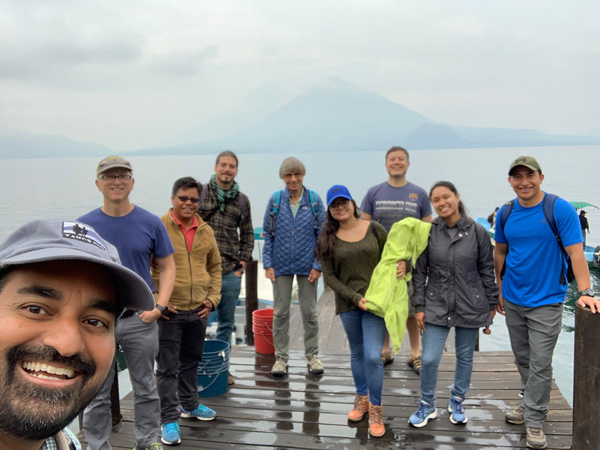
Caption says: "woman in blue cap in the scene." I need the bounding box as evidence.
[316,184,404,437]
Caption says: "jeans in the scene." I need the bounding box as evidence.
[216,271,242,345]
[339,308,387,406]
[272,275,319,361]
[504,299,562,428]
[156,307,207,423]
[83,314,160,450]
[420,324,479,405]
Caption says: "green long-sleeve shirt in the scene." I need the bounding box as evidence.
[321,221,387,314]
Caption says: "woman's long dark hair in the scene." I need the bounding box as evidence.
[315,199,360,260]
[429,181,467,216]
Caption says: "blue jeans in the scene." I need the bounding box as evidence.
[216,271,242,345]
[420,324,479,405]
[339,309,387,406]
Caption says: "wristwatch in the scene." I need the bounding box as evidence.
[578,288,596,298]
[155,304,168,314]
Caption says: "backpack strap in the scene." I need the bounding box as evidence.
[497,201,515,280]
[498,200,514,231]
[269,190,283,236]
[308,189,320,234]
[237,193,247,222]
[541,193,573,285]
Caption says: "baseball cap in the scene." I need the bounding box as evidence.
[96,155,133,177]
[0,220,154,313]
[327,185,353,206]
[508,156,542,175]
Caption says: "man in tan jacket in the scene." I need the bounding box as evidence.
[152,177,222,446]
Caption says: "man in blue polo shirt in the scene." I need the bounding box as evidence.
[79,156,176,450]
[494,155,599,450]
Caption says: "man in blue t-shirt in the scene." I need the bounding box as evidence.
[494,155,599,450]
[78,156,176,450]
[361,146,432,373]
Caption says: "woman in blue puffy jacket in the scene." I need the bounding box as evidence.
[262,157,326,377]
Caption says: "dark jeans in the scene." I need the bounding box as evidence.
[156,307,207,423]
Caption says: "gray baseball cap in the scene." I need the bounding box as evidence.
[0,219,154,312]
[96,155,133,177]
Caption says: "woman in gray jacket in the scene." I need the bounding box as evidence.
[408,181,498,428]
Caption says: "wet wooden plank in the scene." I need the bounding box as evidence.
[83,347,573,450]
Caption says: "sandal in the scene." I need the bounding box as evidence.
[408,355,421,374]
[381,348,394,366]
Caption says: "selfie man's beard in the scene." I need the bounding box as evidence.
[0,344,99,441]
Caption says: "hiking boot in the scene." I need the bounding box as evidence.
[160,422,181,446]
[408,401,437,428]
[227,372,235,386]
[347,394,369,422]
[407,355,421,374]
[447,396,468,424]
[133,444,165,450]
[179,404,216,421]
[368,403,385,437]
[381,347,394,365]
[271,359,288,377]
[505,405,525,425]
[307,355,324,375]
[526,427,548,449]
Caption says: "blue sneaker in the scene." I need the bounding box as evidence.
[179,404,216,421]
[448,396,468,424]
[408,401,437,428]
[160,422,181,445]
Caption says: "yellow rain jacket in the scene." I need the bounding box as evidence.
[365,217,431,354]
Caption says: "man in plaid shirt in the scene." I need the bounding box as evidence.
[198,150,254,385]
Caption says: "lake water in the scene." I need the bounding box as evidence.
[1,145,599,404]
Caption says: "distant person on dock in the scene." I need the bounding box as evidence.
[316,185,391,437]
[262,157,326,377]
[408,181,498,428]
[79,155,176,450]
[197,150,254,386]
[487,206,499,230]
[153,177,222,446]
[494,155,600,450]
[0,219,155,450]
[361,146,432,372]
[579,210,589,248]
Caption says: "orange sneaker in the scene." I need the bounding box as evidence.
[347,394,369,422]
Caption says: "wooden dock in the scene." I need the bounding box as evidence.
[80,288,573,449]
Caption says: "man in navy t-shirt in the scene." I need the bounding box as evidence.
[361,146,432,372]
[78,156,175,450]
[494,155,599,450]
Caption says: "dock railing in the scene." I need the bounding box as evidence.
[572,303,600,450]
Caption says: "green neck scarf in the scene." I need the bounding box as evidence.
[210,174,240,211]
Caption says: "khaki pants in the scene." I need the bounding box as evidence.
[271,275,319,361]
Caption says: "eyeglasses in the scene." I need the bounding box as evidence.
[330,198,350,210]
[283,172,303,180]
[98,174,132,181]
[177,196,200,203]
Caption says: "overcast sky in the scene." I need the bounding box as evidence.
[1,0,599,151]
